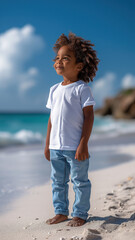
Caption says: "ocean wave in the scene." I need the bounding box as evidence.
[0,117,135,148]
[0,130,43,147]
[93,117,135,138]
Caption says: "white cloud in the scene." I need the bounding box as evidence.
[121,74,135,89]
[91,72,117,108]
[28,67,38,76]
[18,67,38,92]
[19,80,36,92]
[0,25,44,91]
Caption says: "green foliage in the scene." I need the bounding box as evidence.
[119,88,135,96]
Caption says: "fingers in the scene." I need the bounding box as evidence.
[75,152,89,161]
[44,149,50,161]
[46,153,50,161]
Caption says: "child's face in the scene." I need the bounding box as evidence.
[53,45,83,80]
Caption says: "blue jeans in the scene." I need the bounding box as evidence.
[50,149,91,220]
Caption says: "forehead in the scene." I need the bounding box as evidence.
[57,45,75,57]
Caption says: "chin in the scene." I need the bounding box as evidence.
[56,70,63,75]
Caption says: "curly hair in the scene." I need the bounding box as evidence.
[53,32,100,82]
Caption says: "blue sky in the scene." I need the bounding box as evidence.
[0,0,135,112]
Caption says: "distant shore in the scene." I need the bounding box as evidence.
[95,88,135,119]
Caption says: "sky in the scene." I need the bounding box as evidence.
[0,0,135,112]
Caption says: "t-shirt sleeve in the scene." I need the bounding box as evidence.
[46,88,52,109]
[80,85,96,109]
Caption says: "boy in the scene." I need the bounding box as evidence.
[45,32,99,227]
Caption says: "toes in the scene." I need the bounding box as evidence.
[67,221,73,227]
[46,217,57,224]
[46,215,68,225]
[67,218,85,227]
[46,219,52,224]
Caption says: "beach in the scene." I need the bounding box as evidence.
[0,138,135,239]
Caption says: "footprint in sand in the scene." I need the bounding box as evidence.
[100,216,123,233]
[80,228,102,240]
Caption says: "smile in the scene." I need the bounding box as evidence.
[56,67,64,69]
[56,67,64,70]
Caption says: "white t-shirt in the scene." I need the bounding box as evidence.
[46,80,96,150]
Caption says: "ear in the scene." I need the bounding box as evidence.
[77,62,84,72]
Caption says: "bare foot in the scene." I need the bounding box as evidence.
[46,214,68,224]
[67,217,86,227]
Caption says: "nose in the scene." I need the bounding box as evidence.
[57,58,63,63]
[56,59,63,67]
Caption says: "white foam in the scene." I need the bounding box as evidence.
[93,117,135,138]
[0,130,43,147]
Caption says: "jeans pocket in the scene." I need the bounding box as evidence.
[50,149,58,161]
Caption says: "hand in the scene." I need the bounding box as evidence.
[44,146,50,161]
[75,143,89,161]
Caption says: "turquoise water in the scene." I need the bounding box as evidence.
[0,113,49,134]
[0,113,135,147]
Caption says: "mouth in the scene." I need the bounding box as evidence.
[56,66,64,69]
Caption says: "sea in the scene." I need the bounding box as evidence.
[0,112,135,147]
[0,113,135,213]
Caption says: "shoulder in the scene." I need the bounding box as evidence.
[49,82,60,93]
[76,80,93,94]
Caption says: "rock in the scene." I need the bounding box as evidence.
[101,222,118,233]
[129,103,135,118]
[119,198,130,207]
[87,229,100,235]
[108,205,118,210]
[70,236,79,240]
[82,229,102,240]
[130,213,135,220]
[100,216,122,233]
[84,234,102,240]
[95,88,135,119]
[107,193,114,196]
[124,186,135,190]
[121,222,127,227]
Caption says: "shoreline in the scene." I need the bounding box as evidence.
[0,130,135,149]
[0,144,135,239]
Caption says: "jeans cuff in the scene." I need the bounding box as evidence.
[55,210,69,216]
[71,212,88,220]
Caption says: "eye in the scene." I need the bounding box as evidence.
[53,56,70,62]
[54,57,59,61]
[63,57,69,60]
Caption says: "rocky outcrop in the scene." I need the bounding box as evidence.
[95,88,135,119]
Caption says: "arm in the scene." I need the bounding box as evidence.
[75,105,94,161]
[44,115,52,161]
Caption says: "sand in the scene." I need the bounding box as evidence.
[0,144,135,240]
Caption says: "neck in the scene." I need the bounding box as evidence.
[62,76,78,85]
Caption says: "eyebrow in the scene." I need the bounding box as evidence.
[56,54,71,58]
